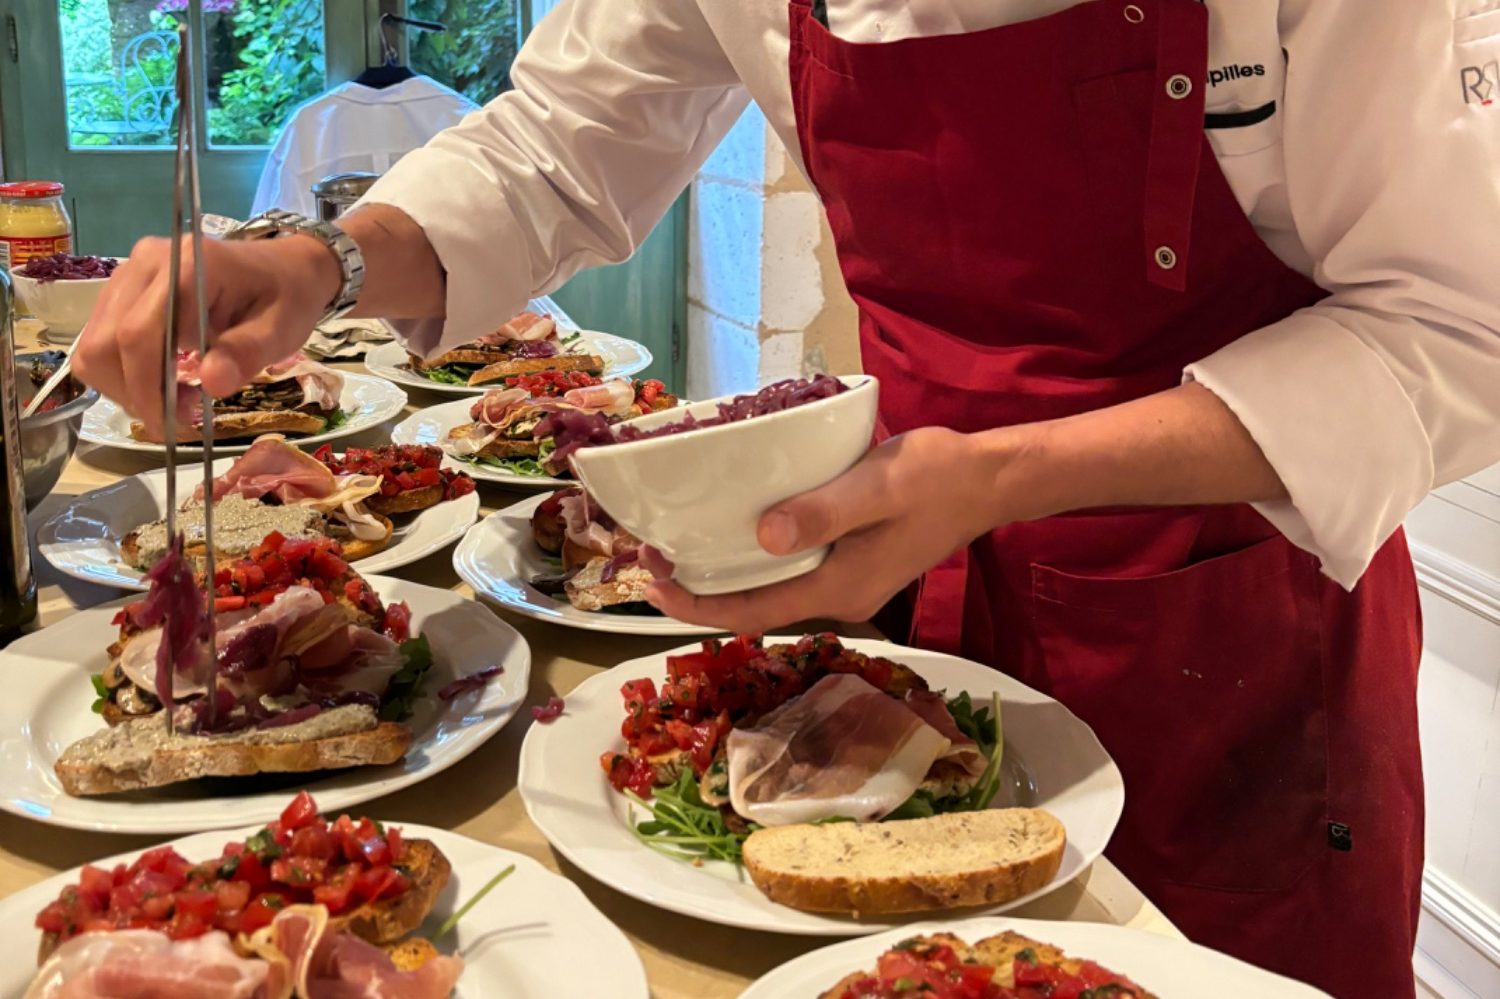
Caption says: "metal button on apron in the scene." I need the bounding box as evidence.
[1123,4,1145,23]
[1155,246,1178,270]
[1166,74,1193,99]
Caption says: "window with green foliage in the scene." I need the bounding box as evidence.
[57,0,327,149]
[406,0,518,105]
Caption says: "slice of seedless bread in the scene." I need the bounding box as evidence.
[742,808,1066,916]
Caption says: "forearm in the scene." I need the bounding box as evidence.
[986,382,1287,524]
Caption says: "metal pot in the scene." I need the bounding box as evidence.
[16,351,99,507]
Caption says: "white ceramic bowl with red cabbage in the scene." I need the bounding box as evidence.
[11,254,118,339]
[570,374,877,595]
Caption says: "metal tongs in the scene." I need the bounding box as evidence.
[162,23,217,734]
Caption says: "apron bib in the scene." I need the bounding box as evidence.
[787,1,1424,995]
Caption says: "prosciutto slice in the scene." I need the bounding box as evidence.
[24,929,289,999]
[473,310,556,344]
[196,437,386,541]
[200,436,339,503]
[560,379,635,417]
[904,689,989,780]
[258,355,345,411]
[250,906,463,999]
[727,673,953,826]
[118,586,332,700]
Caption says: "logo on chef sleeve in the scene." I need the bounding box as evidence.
[1208,63,1266,88]
[1462,60,1499,106]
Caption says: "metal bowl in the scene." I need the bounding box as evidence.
[16,351,99,508]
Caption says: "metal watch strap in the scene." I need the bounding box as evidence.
[228,209,365,317]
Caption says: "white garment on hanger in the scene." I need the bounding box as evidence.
[251,76,477,217]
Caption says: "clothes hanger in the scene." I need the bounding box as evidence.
[353,14,447,89]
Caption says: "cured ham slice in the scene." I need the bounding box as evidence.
[24,929,289,999]
[118,586,331,700]
[259,355,345,411]
[904,689,989,780]
[196,437,385,541]
[561,379,635,417]
[250,906,463,999]
[727,673,953,826]
[201,436,340,503]
[481,310,556,343]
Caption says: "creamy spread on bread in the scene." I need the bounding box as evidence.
[126,495,325,568]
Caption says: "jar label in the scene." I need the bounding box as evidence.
[0,235,73,271]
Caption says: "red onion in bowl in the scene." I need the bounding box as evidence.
[16,253,118,283]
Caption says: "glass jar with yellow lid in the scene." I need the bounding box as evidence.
[0,182,73,273]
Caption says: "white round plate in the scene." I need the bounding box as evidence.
[79,373,409,454]
[37,456,481,590]
[740,915,1330,997]
[0,824,648,999]
[453,493,721,637]
[365,330,653,396]
[0,577,531,834]
[391,398,571,488]
[519,637,1125,935]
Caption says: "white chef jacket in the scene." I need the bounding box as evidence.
[362,0,1500,588]
[252,76,476,217]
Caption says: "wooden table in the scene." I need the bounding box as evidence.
[2,321,1180,997]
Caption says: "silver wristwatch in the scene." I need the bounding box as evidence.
[227,209,365,322]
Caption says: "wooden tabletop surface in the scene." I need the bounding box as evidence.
[2,320,1179,997]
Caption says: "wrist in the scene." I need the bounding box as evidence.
[968,419,1088,526]
[275,233,344,310]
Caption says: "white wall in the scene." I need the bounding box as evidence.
[1406,470,1500,999]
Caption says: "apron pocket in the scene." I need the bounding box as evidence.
[1030,533,1328,893]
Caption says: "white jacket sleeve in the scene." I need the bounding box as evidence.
[1185,0,1500,587]
[358,0,749,354]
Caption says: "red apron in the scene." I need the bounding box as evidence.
[788,0,1424,995]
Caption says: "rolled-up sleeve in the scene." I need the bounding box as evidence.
[1186,0,1500,588]
[358,0,748,355]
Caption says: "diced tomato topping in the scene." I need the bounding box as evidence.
[30,793,411,948]
[279,790,320,832]
[383,601,411,643]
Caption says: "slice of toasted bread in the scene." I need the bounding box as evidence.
[466,353,605,385]
[330,513,395,562]
[564,557,652,611]
[130,410,331,443]
[334,838,451,945]
[742,808,1066,916]
[54,707,412,797]
[411,348,494,370]
[365,485,443,517]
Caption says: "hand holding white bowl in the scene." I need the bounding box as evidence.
[639,424,1013,633]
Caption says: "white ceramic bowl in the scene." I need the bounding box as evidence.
[571,374,878,595]
[12,262,115,338]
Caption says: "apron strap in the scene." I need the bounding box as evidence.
[1142,0,1210,291]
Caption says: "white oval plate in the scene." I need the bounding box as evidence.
[365,329,653,396]
[79,373,409,455]
[391,398,571,489]
[0,824,648,999]
[740,915,1330,998]
[0,577,531,834]
[37,456,481,590]
[453,493,721,637]
[518,637,1125,935]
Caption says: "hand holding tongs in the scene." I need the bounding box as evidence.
[161,23,217,733]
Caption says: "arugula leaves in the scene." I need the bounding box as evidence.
[380,635,435,722]
[89,674,109,715]
[626,769,755,864]
[420,365,474,386]
[431,864,515,940]
[470,454,552,478]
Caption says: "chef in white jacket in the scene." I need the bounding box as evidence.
[76,3,1500,996]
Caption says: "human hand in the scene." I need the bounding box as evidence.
[73,233,340,437]
[641,426,1022,633]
